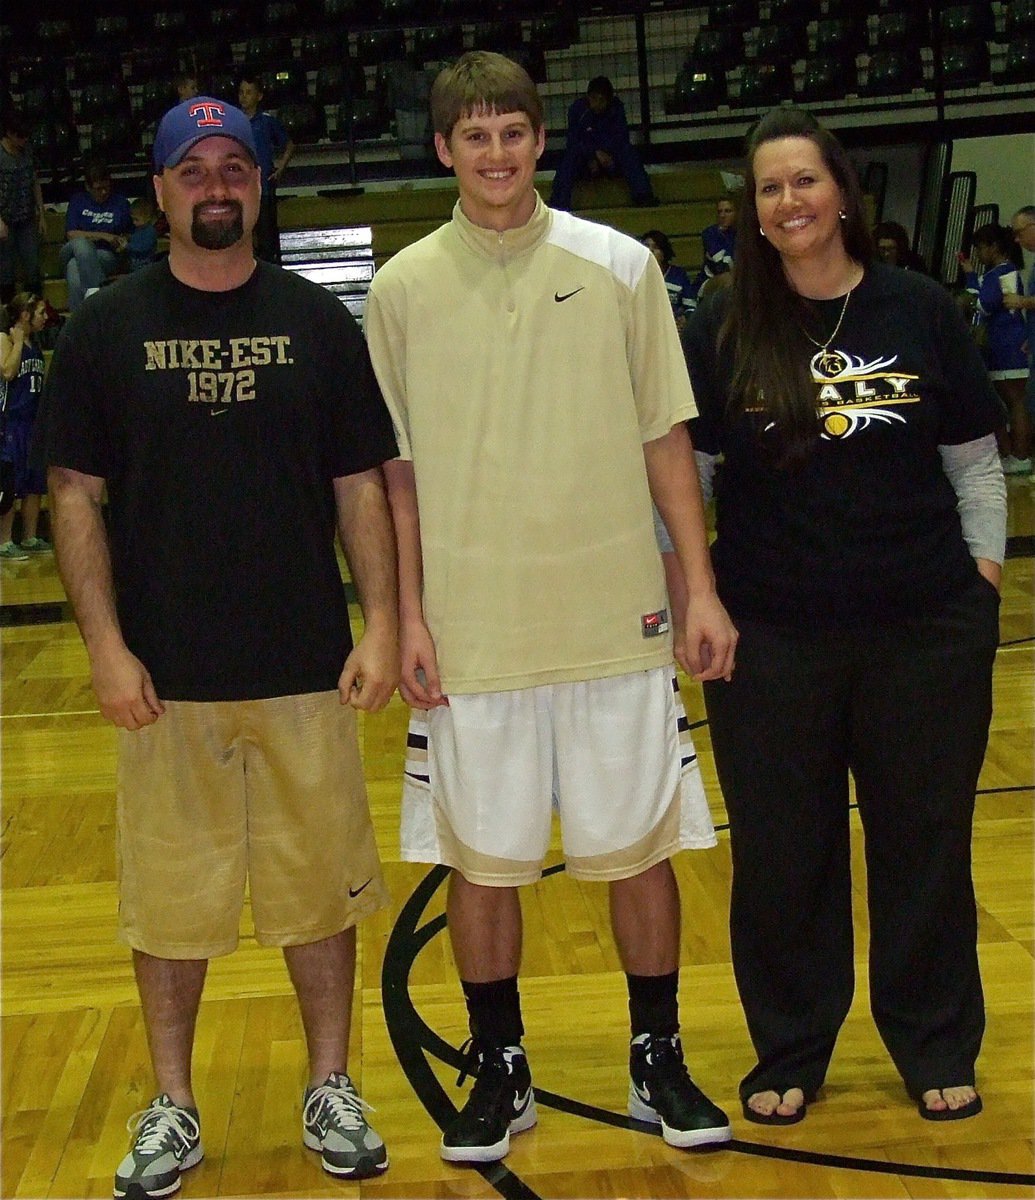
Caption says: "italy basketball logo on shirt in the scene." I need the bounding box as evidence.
[809,349,921,440]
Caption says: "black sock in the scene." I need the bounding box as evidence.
[461,976,524,1046]
[627,970,679,1039]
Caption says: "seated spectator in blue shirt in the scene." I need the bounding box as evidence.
[691,197,736,297]
[238,75,295,264]
[127,197,160,272]
[550,76,656,211]
[61,162,131,311]
[642,229,695,329]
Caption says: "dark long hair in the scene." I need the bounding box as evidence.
[721,107,874,461]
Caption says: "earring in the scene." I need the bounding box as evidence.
[839,209,847,220]
[759,226,765,237]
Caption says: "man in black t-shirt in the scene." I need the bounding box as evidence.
[40,98,400,1198]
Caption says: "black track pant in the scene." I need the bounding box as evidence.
[704,573,999,1102]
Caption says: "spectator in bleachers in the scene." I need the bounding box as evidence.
[961,222,1030,474]
[691,197,736,297]
[385,55,436,163]
[549,76,657,211]
[0,291,49,558]
[175,72,200,103]
[238,75,294,264]
[127,197,160,271]
[0,110,46,307]
[1005,205,1035,478]
[61,162,132,312]
[874,220,927,272]
[642,229,695,329]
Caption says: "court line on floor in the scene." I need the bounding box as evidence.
[383,864,1035,1199]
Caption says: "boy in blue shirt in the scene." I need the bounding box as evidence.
[238,75,294,263]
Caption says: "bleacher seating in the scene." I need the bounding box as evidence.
[737,60,795,108]
[874,6,931,49]
[260,64,309,107]
[705,0,759,28]
[473,21,524,52]
[815,16,865,58]
[413,24,466,64]
[244,35,294,74]
[68,50,123,89]
[355,29,407,67]
[277,100,327,144]
[299,31,351,69]
[263,1,302,31]
[939,2,996,41]
[755,24,807,63]
[87,113,139,163]
[1006,0,1035,34]
[940,41,992,87]
[314,62,367,108]
[76,81,133,126]
[692,27,744,71]
[151,10,189,43]
[863,47,925,95]
[667,65,727,113]
[997,34,1035,81]
[800,54,854,102]
[767,0,820,21]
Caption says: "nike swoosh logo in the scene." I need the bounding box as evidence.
[513,1087,532,1115]
[210,407,230,415]
[349,879,373,898]
[554,287,584,302]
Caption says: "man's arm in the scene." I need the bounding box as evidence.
[1,329,24,380]
[643,423,737,681]
[382,458,447,709]
[333,466,400,712]
[34,174,45,236]
[270,133,296,182]
[48,465,165,729]
[66,228,126,249]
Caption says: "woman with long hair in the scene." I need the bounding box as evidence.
[674,107,1006,1127]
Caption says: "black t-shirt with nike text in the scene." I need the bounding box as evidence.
[683,261,1004,628]
[41,259,398,700]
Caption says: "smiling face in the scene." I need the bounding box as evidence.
[435,108,545,232]
[753,136,846,267]
[154,136,260,256]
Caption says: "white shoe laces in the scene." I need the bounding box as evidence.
[126,1101,199,1155]
[304,1079,375,1133]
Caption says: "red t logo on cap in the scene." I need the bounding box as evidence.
[189,102,226,128]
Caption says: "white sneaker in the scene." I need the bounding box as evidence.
[1001,455,1033,475]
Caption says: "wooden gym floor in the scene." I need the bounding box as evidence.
[2,479,1032,1200]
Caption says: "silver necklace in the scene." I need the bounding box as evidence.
[802,285,853,350]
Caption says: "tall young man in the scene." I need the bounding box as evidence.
[365,52,737,1165]
[40,98,399,1198]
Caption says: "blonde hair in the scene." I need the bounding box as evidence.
[431,51,543,142]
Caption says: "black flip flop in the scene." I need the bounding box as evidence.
[917,1092,983,1121]
[741,1093,807,1126]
